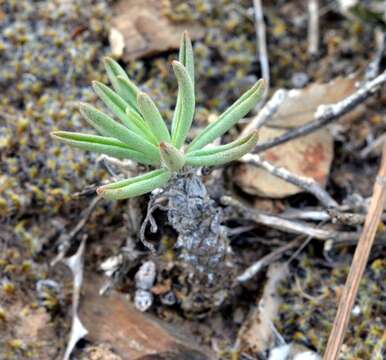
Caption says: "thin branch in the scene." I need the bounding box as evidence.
[240,89,287,137]
[323,142,386,360]
[236,237,302,282]
[253,0,269,102]
[365,30,385,81]
[51,195,102,266]
[224,195,386,250]
[97,154,138,176]
[307,0,319,56]
[221,196,352,241]
[326,236,386,249]
[253,70,386,153]
[280,208,330,222]
[287,235,314,264]
[240,153,338,208]
[280,207,379,225]
[62,236,88,360]
[360,132,386,159]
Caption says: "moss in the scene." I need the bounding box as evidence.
[276,255,386,359]
[0,0,382,358]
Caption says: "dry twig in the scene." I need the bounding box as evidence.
[365,30,386,81]
[280,207,371,225]
[253,0,269,101]
[221,196,354,242]
[240,153,338,208]
[323,142,386,360]
[236,237,302,283]
[51,195,102,266]
[240,89,287,137]
[253,70,386,153]
[360,132,386,159]
[307,0,319,55]
[62,236,88,360]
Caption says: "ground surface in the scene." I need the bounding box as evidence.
[0,0,385,359]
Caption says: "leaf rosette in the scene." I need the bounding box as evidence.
[52,32,265,200]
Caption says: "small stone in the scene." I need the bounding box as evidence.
[100,255,123,278]
[134,289,153,312]
[160,291,176,306]
[135,261,156,290]
[291,72,309,88]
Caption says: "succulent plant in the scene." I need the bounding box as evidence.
[52,32,264,200]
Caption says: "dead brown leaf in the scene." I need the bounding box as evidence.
[235,77,363,198]
[268,76,359,128]
[111,0,204,61]
[235,126,333,198]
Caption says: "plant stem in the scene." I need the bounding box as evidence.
[323,141,386,360]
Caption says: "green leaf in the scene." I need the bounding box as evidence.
[51,131,159,165]
[125,106,159,145]
[159,142,185,171]
[116,75,141,111]
[103,57,129,93]
[103,57,141,112]
[92,81,138,130]
[137,92,171,144]
[97,168,171,200]
[185,131,258,167]
[92,81,157,145]
[178,31,194,85]
[79,102,160,162]
[171,61,195,149]
[187,79,265,152]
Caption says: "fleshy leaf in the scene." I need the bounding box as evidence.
[171,61,195,149]
[51,131,159,165]
[97,168,171,200]
[178,31,194,85]
[104,57,141,112]
[92,81,143,133]
[103,57,130,92]
[116,75,141,111]
[125,106,158,145]
[137,92,171,143]
[92,81,158,145]
[185,131,258,167]
[79,102,160,162]
[187,79,265,152]
[159,142,185,171]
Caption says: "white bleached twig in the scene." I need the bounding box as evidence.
[63,237,88,360]
[240,153,338,208]
[241,89,287,137]
[237,238,301,283]
[254,70,386,153]
[253,0,269,101]
[365,30,385,81]
[308,0,320,55]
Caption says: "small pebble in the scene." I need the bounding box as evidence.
[134,289,153,312]
[291,72,309,88]
[100,255,123,277]
[160,291,176,306]
[135,261,156,290]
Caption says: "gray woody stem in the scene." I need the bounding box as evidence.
[253,70,386,153]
